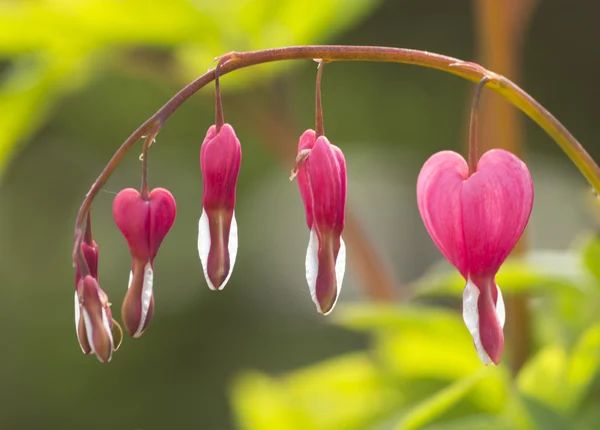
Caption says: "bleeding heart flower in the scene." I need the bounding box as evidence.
[417,149,533,365]
[113,188,177,337]
[198,123,242,290]
[295,129,347,315]
[74,275,117,363]
[74,216,121,363]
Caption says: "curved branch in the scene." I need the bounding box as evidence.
[73,45,600,261]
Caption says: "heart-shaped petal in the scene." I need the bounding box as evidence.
[417,149,533,364]
[417,149,533,279]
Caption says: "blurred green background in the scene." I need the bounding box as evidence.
[2,0,600,429]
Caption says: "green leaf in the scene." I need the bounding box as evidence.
[230,372,306,430]
[581,233,600,282]
[0,53,90,178]
[517,345,569,412]
[414,251,586,298]
[176,0,383,87]
[421,415,515,430]
[565,323,600,411]
[336,304,502,382]
[333,304,465,333]
[394,370,492,430]
[230,353,403,430]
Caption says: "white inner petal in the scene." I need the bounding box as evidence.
[305,228,319,309]
[496,284,505,328]
[74,291,80,332]
[133,262,154,338]
[197,209,238,290]
[101,307,114,361]
[462,278,493,365]
[74,291,85,352]
[304,229,345,315]
[82,309,95,355]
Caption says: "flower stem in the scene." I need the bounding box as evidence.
[315,60,326,137]
[72,45,600,262]
[215,59,224,132]
[140,129,158,201]
[468,77,490,175]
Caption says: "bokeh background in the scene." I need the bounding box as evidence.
[1,0,600,429]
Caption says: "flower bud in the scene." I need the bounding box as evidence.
[295,129,347,315]
[198,123,242,290]
[113,188,177,337]
[417,149,533,364]
[74,275,117,363]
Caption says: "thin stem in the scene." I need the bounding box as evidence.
[315,60,326,137]
[140,132,154,201]
[72,45,600,262]
[468,77,490,174]
[215,59,224,131]
[83,211,93,245]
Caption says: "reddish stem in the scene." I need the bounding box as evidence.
[315,60,326,137]
[215,59,224,132]
[468,78,490,175]
[72,45,600,263]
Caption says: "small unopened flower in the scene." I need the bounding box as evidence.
[417,149,533,364]
[74,217,120,363]
[75,275,117,363]
[198,123,241,290]
[294,129,347,314]
[113,188,177,337]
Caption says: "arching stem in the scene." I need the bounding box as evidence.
[468,77,490,175]
[72,45,600,263]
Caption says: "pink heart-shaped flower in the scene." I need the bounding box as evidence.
[113,188,177,337]
[417,149,534,364]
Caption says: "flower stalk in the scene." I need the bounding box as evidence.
[73,45,600,285]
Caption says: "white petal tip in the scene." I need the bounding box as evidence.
[305,229,345,315]
[198,209,238,291]
[133,262,154,337]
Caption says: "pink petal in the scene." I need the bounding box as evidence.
[416,151,469,277]
[462,149,534,277]
[296,129,317,228]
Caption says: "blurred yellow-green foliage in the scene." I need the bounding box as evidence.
[2,0,600,429]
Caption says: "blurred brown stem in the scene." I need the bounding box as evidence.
[473,0,539,373]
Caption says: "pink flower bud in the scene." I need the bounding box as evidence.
[417,149,534,365]
[74,275,116,363]
[296,129,347,315]
[198,124,242,290]
[113,188,177,337]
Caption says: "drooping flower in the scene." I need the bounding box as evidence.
[417,149,533,364]
[74,216,121,363]
[113,188,177,337]
[198,123,242,290]
[295,129,347,315]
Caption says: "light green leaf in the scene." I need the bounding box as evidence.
[336,305,489,381]
[231,372,306,430]
[230,353,402,430]
[564,323,600,411]
[414,251,586,298]
[176,0,383,87]
[421,415,514,430]
[517,345,569,412]
[333,304,464,333]
[581,233,600,282]
[394,370,492,430]
[0,53,90,178]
